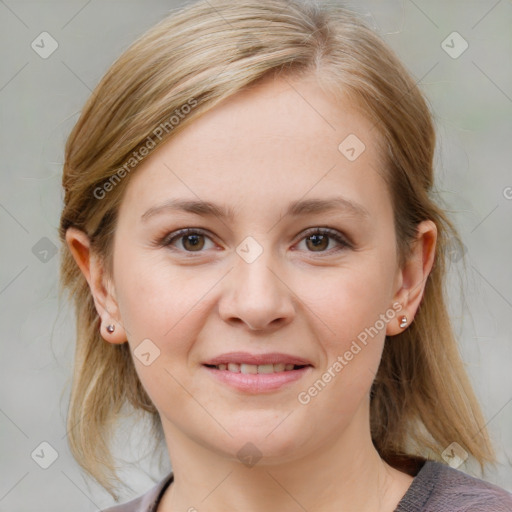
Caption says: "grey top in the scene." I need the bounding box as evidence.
[100,459,512,512]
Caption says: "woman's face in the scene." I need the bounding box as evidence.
[104,75,420,464]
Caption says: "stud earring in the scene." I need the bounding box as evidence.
[399,316,408,328]
[106,324,115,333]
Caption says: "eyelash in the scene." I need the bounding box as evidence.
[157,227,352,256]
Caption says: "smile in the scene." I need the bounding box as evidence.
[202,363,312,393]
[204,363,308,373]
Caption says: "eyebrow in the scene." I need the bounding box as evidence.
[140,196,370,223]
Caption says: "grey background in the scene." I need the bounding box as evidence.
[0,0,511,510]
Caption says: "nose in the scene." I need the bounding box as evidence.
[218,248,295,332]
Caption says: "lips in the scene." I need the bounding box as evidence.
[202,352,313,392]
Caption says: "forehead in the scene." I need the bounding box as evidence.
[119,74,389,222]
[164,75,381,164]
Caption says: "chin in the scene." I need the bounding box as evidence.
[209,424,311,466]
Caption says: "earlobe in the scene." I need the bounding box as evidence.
[65,227,127,344]
[386,220,437,336]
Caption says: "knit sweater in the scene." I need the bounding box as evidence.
[100,459,512,511]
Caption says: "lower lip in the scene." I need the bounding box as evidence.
[202,365,312,393]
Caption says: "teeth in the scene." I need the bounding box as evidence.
[240,363,258,374]
[257,364,274,374]
[227,363,240,372]
[215,363,301,373]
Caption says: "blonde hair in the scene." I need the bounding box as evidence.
[58,0,496,499]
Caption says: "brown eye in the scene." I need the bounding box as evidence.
[181,233,205,251]
[298,228,351,254]
[305,233,329,251]
[163,229,215,252]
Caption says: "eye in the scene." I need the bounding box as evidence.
[158,227,351,255]
[161,228,216,253]
[295,228,351,254]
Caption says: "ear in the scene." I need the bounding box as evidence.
[386,220,437,336]
[65,227,127,344]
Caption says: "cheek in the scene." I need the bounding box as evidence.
[113,253,220,389]
[114,249,203,338]
[293,259,394,402]
[112,255,209,419]
[296,258,394,343]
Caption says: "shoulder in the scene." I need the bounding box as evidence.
[98,472,173,512]
[396,459,512,512]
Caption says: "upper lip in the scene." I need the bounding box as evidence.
[203,352,313,366]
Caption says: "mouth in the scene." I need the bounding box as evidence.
[203,363,310,373]
[201,352,313,393]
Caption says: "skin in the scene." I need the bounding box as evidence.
[67,73,437,511]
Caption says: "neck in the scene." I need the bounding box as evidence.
[158,400,413,512]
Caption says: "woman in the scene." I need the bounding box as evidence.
[59,0,512,510]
